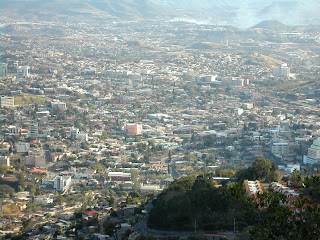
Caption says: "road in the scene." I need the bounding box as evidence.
[170,164,180,179]
[133,201,153,234]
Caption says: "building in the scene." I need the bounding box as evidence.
[125,123,143,135]
[244,180,263,198]
[25,151,46,168]
[0,63,8,79]
[271,142,289,157]
[194,75,218,84]
[17,66,30,78]
[70,128,79,139]
[76,133,88,141]
[304,137,320,164]
[0,156,10,166]
[273,63,290,77]
[54,175,72,192]
[0,96,14,108]
[221,77,249,87]
[108,172,131,181]
[51,101,67,110]
[8,125,20,135]
[29,122,38,138]
[16,142,30,153]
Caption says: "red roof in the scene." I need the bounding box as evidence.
[83,210,99,216]
[26,168,47,174]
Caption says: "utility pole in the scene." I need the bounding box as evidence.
[234,217,236,232]
[194,219,197,234]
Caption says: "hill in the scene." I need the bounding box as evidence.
[251,20,290,31]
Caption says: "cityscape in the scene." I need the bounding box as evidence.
[1,1,320,239]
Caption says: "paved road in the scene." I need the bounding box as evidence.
[170,164,180,179]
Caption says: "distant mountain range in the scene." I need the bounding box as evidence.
[1,0,320,28]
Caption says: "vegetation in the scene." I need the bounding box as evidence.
[236,158,281,182]
[14,94,46,105]
[148,174,253,231]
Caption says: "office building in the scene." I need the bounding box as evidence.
[0,63,8,79]
[273,63,290,77]
[54,175,72,192]
[0,156,10,166]
[29,122,38,138]
[271,142,289,157]
[17,66,30,78]
[0,96,14,108]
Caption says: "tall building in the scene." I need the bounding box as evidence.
[17,66,30,78]
[304,137,320,164]
[25,151,46,168]
[54,175,72,192]
[0,63,8,79]
[271,142,289,157]
[125,123,143,135]
[273,63,290,77]
[0,96,14,108]
[70,128,79,139]
[29,122,38,138]
[0,156,10,166]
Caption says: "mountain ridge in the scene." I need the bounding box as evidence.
[1,0,319,27]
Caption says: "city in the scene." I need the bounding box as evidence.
[1,1,320,239]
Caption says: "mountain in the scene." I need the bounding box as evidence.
[1,0,320,27]
[251,20,290,31]
[0,0,174,23]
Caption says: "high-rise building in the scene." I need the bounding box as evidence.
[273,63,290,77]
[0,156,10,166]
[17,66,30,78]
[304,137,320,164]
[29,122,38,138]
[0,96,14,108]
[54,175,72,192]
[271,142,289,157]
[0,63,8,79]
[71,128,79,139]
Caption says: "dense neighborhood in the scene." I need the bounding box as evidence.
[1,8,320,239]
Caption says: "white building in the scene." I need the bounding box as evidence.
[76,133,88,141]
[54,175,72,192]
[273,63,290,77]
[8,125,19,135]
[221,77,249,87]
[16,142,30,153]
[194,75,218,84]
[0,156,10,166]
[17,66,30,78]
[304,137,320,164]
[0,96,14,108]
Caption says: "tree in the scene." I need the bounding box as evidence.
[0,164,10,175]
[236,158,280,182]
[102,220,116,236]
